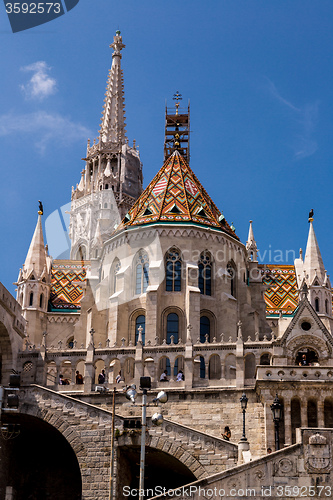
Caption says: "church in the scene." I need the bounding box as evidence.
[1,31,333,499]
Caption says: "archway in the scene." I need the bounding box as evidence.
[0,413,82,499]
[117,445,196,498]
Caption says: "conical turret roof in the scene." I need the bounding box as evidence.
[304,219,326,284]
[23,214,47,278]
[117,151,238,239]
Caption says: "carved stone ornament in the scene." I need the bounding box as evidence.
[274,458,296,476]
[305,433,331,473]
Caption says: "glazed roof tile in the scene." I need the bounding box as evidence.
[259,264,299,317]
[117,151,238,239]
[49,260,89,312]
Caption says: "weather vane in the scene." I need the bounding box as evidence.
[38,200,43,215]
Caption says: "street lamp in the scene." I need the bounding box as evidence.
[239,393,248,441]
[270,394,282,451]
[126,377,167,499]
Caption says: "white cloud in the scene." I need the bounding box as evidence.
[265,78,319,160]
[20,61,57,100]
[0,111,92,153]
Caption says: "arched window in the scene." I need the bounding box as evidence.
[39,293,44,308]
[209,355,221,379]
[105,184,109,190]
[198,251,212,295]
[29,292,34,307]
[260,353,271,365]
[244,353,256,379]
[135,315,145,345]
[291,398,301,444]
[76,245,86,260]
[315,297,320,312]
[166,313,179,344]
[200,316,210,343]
[166,248,182,292]
[308,400,318,427]
[227,261,237,298]
[325,299,329,314]
[136,251,149,295]
[110,258,120,295]
[67,337,74,349]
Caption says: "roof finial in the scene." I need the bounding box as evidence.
[110,30,125,58]
[308,208,314,222]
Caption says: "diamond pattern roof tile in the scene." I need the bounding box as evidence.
[117,151,238,238]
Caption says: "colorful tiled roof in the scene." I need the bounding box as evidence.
[49,260,89,312]
[260,265,299,317]
[117,151,239,239]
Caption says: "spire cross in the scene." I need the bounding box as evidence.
[173,91,182,115]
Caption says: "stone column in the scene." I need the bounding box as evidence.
[301,399,308,428]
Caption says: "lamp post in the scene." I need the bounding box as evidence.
[270,394,282,451]
[240,393,248,441]
[126,377,167,499]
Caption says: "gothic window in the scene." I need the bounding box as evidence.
[166,313,179,344]
[135,315,145,345]
[260,353,271,365]
[77,245,86,260]
[200,316,210,343]
[110,258,120,295]
[198,251,212,295]
[135,251,149,295]
[67,337,74,349]
[165,248,182,292]
[325,299,329,314]
[39,293,44,308]
[315,297,320,312]
[105,184,109,190]
[227,261,237,298]
[29,292,34,307]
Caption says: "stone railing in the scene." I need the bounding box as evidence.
[256,365,333,382]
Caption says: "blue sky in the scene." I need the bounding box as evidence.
[1,1,333,294]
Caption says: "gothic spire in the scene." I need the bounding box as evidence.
[303,219,326,285]
[99,30,126,146]
[23,213,47,279]
[246,220,258,262]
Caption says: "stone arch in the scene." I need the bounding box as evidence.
[145,436,205,479]
[225,353,236,380]
[109,357,122,383]
[116,435,204,497]
[244,353,256,379]
[173,355,185,377]
[20,404,86,457]
[94,358,105,384]
[158,355,171,379]
[200,310,216,342]
[260,352,271,365]
[123,357,135,383]
[0,320,13,383]
[286,335,331,365]
[208,353,221,379]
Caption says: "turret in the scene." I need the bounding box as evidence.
[246,220,258,262]
[294,212,332,329]
[15,203,51,345]
[69,31,143,260]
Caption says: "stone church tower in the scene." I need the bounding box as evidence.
[69,31,143,261]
